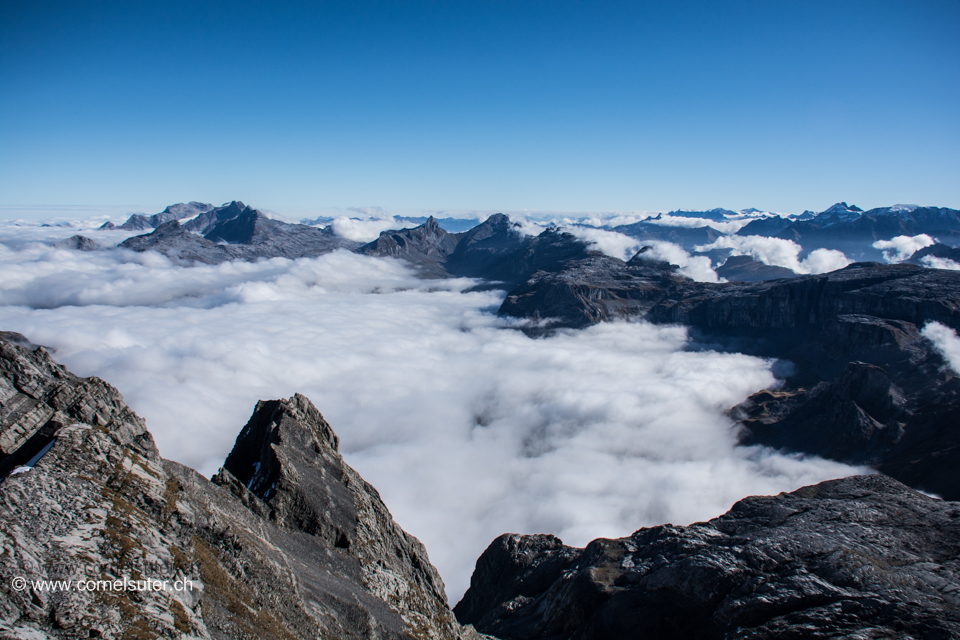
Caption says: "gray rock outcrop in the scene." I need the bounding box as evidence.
[51,236,99,251]
[0,334,484,640]
[456,475,960,639]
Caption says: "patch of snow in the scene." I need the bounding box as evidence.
[887,204,919,213]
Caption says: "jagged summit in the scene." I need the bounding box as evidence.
[822,201,863,214]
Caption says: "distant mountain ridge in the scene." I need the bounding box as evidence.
[739,202,960,261]
[118,201,360,263]
[98,200,960,276]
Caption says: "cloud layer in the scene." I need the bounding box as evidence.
[0,222,863,600]
[920,256,960,271]
[873,234,936,263]
[923,322,960,374]
[698,235,851,274]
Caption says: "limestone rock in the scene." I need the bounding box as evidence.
[456,475,960,640]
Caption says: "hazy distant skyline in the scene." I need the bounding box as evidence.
[2,0,958,216]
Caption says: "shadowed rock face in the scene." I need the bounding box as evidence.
[456,475,960,640]
[0,335,484,640]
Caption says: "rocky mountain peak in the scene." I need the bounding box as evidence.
[203,207,272,244]
[0,335,478,639]
[822,202,863,214]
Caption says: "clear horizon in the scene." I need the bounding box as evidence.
[2,0,958,216]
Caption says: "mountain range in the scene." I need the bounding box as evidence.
[85,200,960,276]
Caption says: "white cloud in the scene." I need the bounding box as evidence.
[922,322,960,374]
[330,216,418,242]
[566,227,643,262]
[920,256,960,271]
[0,221,864,601]
[872,234,936,263]
[697,235,851,274]
[641,241,719,282]
[800,248,854,274]
[639,214,752,234]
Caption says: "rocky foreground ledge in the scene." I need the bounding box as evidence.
[0,334,484,640]
[1,333,959,639]
[455,475,960,639]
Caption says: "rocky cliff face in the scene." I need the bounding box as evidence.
[455,475,960,640]
[0,334,484,640]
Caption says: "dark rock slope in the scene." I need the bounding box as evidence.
[500,258,960,500]
[0,334,485,640]
[455,475,960,640]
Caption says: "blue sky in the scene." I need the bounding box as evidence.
[1,0,958,218]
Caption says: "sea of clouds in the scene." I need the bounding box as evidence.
[0,220,867,600]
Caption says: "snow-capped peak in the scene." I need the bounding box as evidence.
[822,202,863,215]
